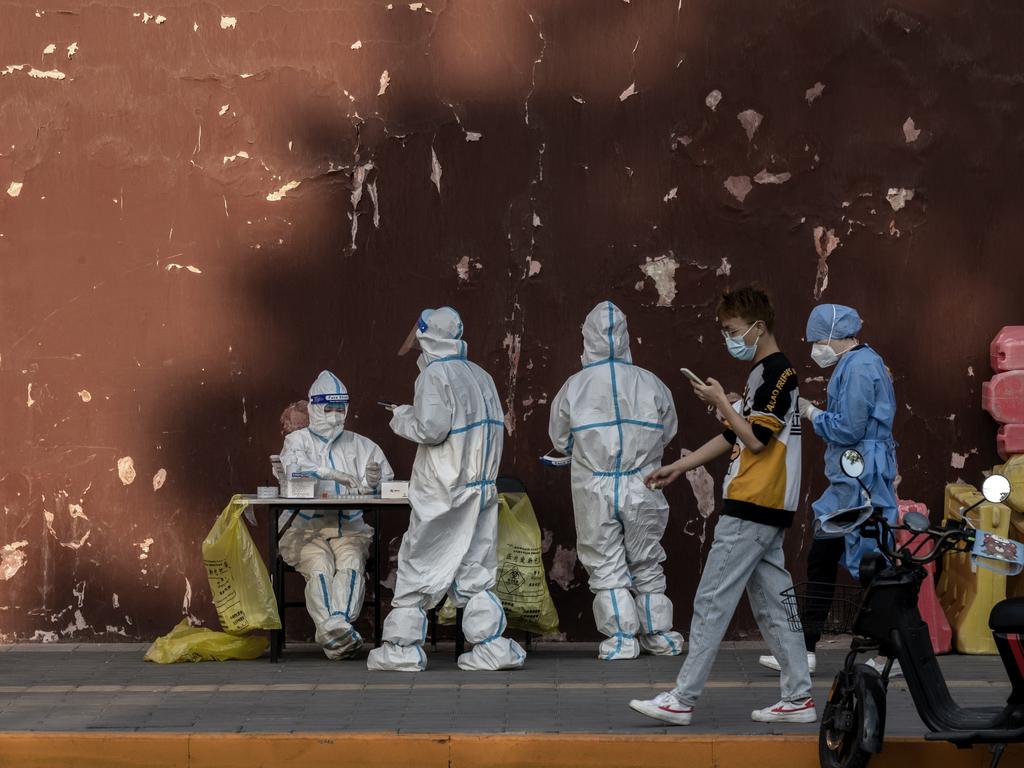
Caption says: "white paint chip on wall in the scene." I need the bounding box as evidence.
[430,147,442,193]
[7,182,23,197]
[117,456,137,486]
[153,469,167,491]
[220,16,237,29]
[378,70,391,96]
[266,180,301,201]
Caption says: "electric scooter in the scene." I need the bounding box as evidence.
[814,449,1024,768]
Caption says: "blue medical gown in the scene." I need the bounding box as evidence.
[811,345,898,579]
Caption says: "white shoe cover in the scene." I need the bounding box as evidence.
[366,641,426,672]
[594,588,640,660]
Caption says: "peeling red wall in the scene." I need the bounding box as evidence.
[2,0,1023,642]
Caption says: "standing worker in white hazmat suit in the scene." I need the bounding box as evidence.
[549,301,684,660]
[367,307,526,672]
[278,370,394,659]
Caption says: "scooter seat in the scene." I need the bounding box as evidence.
[989,597,1024,632]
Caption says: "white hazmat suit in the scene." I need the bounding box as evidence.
[549,302,684,659]
[279,370,394,659]
[366,307,526,672]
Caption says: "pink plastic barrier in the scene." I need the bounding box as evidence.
[982,370,1024,425]
[998,424,1024,461]
[991,326,1024,373]
[896,500,953,654]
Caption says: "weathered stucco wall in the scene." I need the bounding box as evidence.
[2,0,1023,642]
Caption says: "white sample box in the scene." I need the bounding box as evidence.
[381,481,410,500]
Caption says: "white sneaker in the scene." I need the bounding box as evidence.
[758,652,816,675]
[629,692,694,726]
[865,657,902,678]
[751,697,817,723]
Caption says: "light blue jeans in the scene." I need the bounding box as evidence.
[672,515,812,706]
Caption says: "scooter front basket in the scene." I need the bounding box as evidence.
[782,582,863,634]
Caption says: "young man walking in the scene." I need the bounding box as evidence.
[629,285,815,726]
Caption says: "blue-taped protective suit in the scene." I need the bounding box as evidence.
[549,302,683,659]
[279,370,394,659]
[366,308,526,672]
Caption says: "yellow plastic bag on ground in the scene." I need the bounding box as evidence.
[440,492,560,635]
[202,495,281,633]
[145,620,268,663]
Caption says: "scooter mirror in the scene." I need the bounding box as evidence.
[982,474,1012,504]
[903,511,930,534]
[840,449,865,479]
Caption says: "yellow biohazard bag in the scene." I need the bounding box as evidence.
[440,492,560,635]
[202,495,281,633]
[144,620,268,663]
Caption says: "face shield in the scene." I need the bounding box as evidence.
[398,311,430,356]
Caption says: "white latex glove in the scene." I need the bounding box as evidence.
[799,397,823,421]
[323,469,358,488]
[365,462,382,488]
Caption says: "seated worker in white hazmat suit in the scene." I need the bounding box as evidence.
[279,370,394,660]
[549,301,684,660]
[367,307,526,672]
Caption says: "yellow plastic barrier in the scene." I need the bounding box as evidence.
[936,483,1011,654]
[996,456,1024,597]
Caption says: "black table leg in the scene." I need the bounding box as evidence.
[455,607,465,657]
[268,504,282,663]
[372,507,382,647]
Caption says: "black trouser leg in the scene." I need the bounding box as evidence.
[802,537,846,652]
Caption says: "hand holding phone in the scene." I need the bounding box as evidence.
[377,401,398,412]
[679,368,705,386]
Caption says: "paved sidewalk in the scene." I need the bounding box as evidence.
[0,639,1012,736]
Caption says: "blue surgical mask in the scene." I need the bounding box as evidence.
[723,323,760,361]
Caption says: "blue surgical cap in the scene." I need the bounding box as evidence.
[806,304,863,341]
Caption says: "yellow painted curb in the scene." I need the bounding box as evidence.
[0,732,1019,768]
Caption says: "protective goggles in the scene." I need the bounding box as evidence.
[310,393,350,407]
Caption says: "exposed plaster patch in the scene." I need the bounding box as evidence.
[266,180,300,202]
[165,263,202,273]
[153,468,167,491]
[68,503,87,520]
[219,104,229,116]
[27,67,65,80]
[31,630,58,643]
[723,175,752,203]
[351,40,362,49]
[117,456,137,486]
[716,257,732,276]
[663,187,678,202]
[903,117,921,143]
[42,43,56,55]
[619,82,637,101]
[968,366,975,377]
[0,542,29,581]
[67,42,78,58]
[812,226,841,299]
[368,180,380,227]
[136,537,154,560]
[7,182,23,197]
[502,333,522,433]
[378,70,390,96]
[2,65,27,76]
[464,131,482,142]
[220,16,237,29]
[78,389,91,402]
[886,187,915,211]
[548,545,578,591]
[26,383,35,407]
[754,169,791,185]
[805,82,825,104]
[430,147,442,194]
[737,109,763,140]
[951,452,968,469]
[705,89,722,111]
[640,254,679,307]
[681,449,716,518]
[222,151,249,164]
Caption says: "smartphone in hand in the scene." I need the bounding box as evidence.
[377,401,398,411]
[679,368,705,386]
